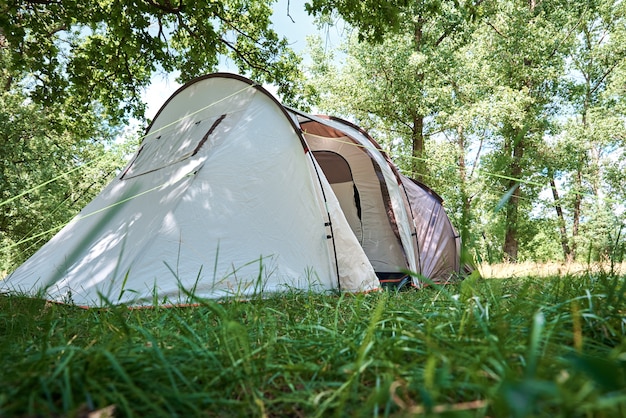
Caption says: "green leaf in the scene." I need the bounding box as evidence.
[494,183,519,214]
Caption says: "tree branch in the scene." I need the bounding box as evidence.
[24,0,61,5]
[486,21,505,38]
[287,0,296,23]
[590,59,622,97]
[219,37,272,76]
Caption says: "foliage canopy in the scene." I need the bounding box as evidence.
[0,0,303,122]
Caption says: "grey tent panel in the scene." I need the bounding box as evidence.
[312,150,354,184]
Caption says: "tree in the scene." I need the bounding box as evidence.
[0,0,304,123]
[305,0,411,42]
[308,0,626,264]
[0,52,131,270]
[548,0,626,261]
[475,0,578,261]
[307,0,485,182]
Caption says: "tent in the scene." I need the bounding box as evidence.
[1,73,461,307]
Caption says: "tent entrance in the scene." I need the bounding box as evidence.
[306,132,407,277]
[313,151,363,243]
[314,149,413,291]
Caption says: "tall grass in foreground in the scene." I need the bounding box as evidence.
[1,272,625,417]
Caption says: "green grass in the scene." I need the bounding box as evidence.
[1,272,626,417]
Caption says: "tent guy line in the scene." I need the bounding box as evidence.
[0,108,553,216]
[0,159,97,209]
[2,73,587,261]
[141,83,256,141]
[0,77,554,216]
[1,177,175,253]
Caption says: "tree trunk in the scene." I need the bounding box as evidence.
[571,166,582,259]
[570,68,591,261]
[549,170,572,261]
[502,185,520,261]
[412,113,426,182]
[457,125,472,250]
[502,126,524,262]
[411,19,427,183]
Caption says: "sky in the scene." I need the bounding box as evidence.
[141,0,341,120]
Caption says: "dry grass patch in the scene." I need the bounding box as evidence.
[478,261,626,279]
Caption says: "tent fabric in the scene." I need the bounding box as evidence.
[1,73,461,307]
[400,176,461,283]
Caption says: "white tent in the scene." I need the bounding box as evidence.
[2,73,461,307]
